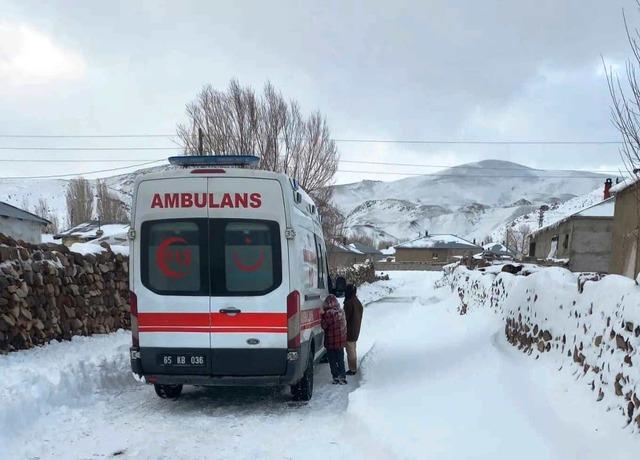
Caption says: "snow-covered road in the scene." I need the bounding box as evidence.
[2,272,639,459]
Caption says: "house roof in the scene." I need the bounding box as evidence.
[529,196,615,239]
[327,242,364,255]
[395,234,482,250]
[348,242,382,255]
[54,221,129,240]
[0,201,50,226]
[483,242,514,255]
[611,177,638,194]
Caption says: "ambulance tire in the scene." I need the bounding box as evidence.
[154,384,183,399]
[291,350,314,401]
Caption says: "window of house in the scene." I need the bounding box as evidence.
[563,234,569,250]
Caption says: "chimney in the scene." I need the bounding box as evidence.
[604,178,613,200]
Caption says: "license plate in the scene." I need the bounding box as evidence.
[158,354,206,367]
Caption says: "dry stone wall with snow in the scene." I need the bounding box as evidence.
[0,233,130,353]
[445,264,640,430]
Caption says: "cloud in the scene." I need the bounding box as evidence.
[0,22,85,85]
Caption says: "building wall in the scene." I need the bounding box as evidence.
[610,184,640,278]
[395,247,476,263]
[328,251,367,270]
[531,217,613,273]
[531,220,573,261]
[0,217,42,244]
[569,219,613,273]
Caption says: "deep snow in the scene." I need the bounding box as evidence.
[1,272,638,459]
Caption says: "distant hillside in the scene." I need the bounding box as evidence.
[0,159,613,245]
[331,160,611,246]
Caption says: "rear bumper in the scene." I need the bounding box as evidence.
[130,344,309,387]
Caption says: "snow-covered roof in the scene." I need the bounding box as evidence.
[611,177,638,194]
[395,234,481,250]
[482,243,514,255]
[0,201,50,226]
[55,221,129,241]
[328,242,364,254]
[529,197,615,239]
[348,242,382,255]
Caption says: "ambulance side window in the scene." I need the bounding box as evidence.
[213,219,282,296]
[141,220,207,295]
[314,235,326,289]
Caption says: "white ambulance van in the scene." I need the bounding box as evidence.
[129,155,344,401]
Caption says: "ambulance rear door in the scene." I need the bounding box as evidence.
[135,178,212,376]
[207,176,289,376]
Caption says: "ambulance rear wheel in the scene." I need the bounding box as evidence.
[291,351,314,401]
[154,384,183,399]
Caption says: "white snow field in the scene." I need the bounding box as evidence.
[1,272,638,459]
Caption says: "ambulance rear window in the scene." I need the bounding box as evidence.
[221,221,279,294]
[141,220,207,295]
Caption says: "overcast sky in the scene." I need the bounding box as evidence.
[0,0,637,184]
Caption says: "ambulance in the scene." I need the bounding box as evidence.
[128,155,344,401]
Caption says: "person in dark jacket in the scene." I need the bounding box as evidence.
[343,284,364,375]
[321,294,347,384]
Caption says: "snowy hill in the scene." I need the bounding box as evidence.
[0,165,168,228]
[332,160,610,245]
[0,159,611,244]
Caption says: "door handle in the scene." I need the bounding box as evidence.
[219,307,241,315]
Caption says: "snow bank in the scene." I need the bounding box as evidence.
[447,265,640,430]
[0,330,132,443]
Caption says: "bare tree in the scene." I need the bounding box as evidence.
[33,198,59,234]
[505,224,531,255]
[66,177,94,227]
[96,180,128,223]
[177,79,339,210]
[605,3,640,276]
[605,5,640,178]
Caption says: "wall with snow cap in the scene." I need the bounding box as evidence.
[0,233,130,353]
[445,264,640,430]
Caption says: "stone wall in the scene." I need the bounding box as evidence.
[446,264,640,430]
[0,233,130,353]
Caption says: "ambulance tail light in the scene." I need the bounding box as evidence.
[287,290,300,349]
[130,290,139,348]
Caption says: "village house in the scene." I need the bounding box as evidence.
[610,178,640,278]
[326,241,368,270]
[0,201,50,244]
[347,241,384,262]
[394,233,482,264]
[527,197,615,273]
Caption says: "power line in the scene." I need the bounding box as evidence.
[0,160,166,179]
[333,138,623,145]
[0,147,180,151]
[336,169,622,179]
[0,158,164,163]
[0,134,625,144]
[339,159,624,174]
[0,157,623,175]
[0,134,177,138]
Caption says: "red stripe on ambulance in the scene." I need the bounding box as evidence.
[138,311,288,333]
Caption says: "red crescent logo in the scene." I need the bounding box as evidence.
[156,237,191,279]
[232,249,265,272]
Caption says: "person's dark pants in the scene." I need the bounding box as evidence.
[326,348,346,379]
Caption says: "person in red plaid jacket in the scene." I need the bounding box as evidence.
[321,294,347,384]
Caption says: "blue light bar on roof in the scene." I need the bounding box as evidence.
[168,155,260,167]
